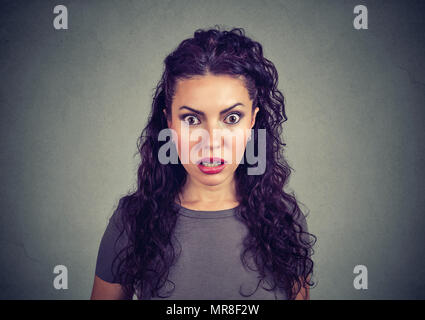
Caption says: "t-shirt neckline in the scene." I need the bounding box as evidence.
[173,202,239,219]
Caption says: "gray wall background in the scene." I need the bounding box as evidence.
[1,0,424,299]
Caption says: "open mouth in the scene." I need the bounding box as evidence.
[197,157,226,166]
[197,157,227,174]
[199,160,224,167]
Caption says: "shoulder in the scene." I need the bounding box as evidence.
[95,207,129,283]
[100,207,128,254]
[289,206,313,248]
[295,210,308,232]
[109,206,125,230]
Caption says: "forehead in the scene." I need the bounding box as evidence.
[172,74,251,108]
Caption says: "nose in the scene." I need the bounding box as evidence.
[204,121,223,155]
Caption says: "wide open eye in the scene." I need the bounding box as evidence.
[224,112,242,125]
[181,114,201,126]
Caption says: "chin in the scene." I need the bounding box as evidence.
[184,164,237,186]
[199,177,225,186]
[194,167,238,185]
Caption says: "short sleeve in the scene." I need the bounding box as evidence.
[95,208,128,283]
[294,211,314,276]
[296,212,309,242]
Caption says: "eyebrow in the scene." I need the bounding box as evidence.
[178,103,244,116]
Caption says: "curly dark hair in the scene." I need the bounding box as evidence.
[111,25,316,300]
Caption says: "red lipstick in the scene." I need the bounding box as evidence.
[197,157,227,174]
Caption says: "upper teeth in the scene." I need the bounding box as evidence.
[202,161,222,166]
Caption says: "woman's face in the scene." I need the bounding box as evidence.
[164,73,259,187]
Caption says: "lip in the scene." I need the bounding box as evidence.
[196,157,227,165]
[197,157,227,175]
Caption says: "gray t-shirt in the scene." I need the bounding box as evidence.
[95,202,309,300]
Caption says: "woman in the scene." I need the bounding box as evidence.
[91,26,316,300]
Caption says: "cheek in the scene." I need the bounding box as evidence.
[223,131,249,165]
[175,130,201,164]
[228,134,246,150]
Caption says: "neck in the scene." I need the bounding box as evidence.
[178,174,238,205]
